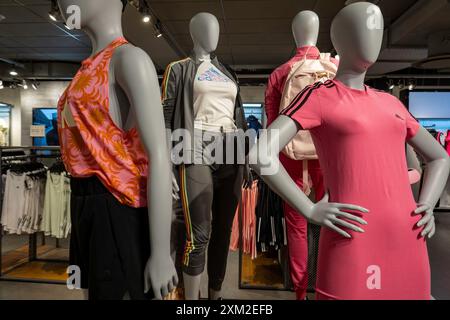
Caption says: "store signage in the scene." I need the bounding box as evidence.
[30,125,46,137]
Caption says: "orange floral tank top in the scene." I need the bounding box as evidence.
[57,37,148,208]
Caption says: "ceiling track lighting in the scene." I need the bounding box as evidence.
[9,70,18,76]
[138,0,151,23]
[48,0,61,22]
[387,79,395,90]
[153,19,163,38]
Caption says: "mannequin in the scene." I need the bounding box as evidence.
[57,0,177,300]
[250,2,450,300]
[292,11,319,47]
[162,12,247,300]
[265,10,329,300]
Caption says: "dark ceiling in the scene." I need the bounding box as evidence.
[1,0,450,79]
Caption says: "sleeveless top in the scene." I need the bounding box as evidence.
[57,37,148,208]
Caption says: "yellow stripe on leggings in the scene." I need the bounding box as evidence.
[179,165,195,266]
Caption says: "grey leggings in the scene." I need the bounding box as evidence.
[178,163,243,291]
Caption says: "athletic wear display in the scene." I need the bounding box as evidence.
[70,176,152,300]
[265,45,329,299]
[278,48,337,161]
[1,171,47,235]
[194,59,238,132]
[161,54,247,163]
[283,79,430,300]
[57,37,148,208]
[178,133,244,291]
[280,154,324,299]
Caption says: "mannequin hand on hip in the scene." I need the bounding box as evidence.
[171,171,180,200]
[144,255,179,300]
[307,193,369,238]
[415,203,436,239]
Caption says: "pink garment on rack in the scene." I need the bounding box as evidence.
[230,181,259,259]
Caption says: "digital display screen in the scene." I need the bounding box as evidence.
[32,108,59,146]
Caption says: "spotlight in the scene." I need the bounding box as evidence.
[32,83,38,90]
[408,79,416,91]
[154,20,163,38]
[49,12,57,21]
[139,0,151,23]
[9,70,18,76]
[48,0,60,22]
[23,80,28,90]
[387,80,395,90]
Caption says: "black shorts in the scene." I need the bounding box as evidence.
[70,176,152,300]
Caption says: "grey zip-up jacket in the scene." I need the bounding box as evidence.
[161,54,252,185]
[161,54,247,140]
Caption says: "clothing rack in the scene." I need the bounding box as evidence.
[0,146,68,285]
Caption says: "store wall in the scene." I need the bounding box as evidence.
[240,85,266,103]
[0,88,22,146]
[0,81,69,147]
[19,82,69,146]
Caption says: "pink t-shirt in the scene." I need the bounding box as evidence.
[282,79,430,300]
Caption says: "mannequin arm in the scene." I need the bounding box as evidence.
[115,46,178,299]
[408,127,450,238]
[249,115,369,238]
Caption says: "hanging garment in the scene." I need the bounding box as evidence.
[255,179,287,251]
[42,171,71,239]
[57,37,148,208]
[230,180,259,260]
[1,171,46,235]
[1,172,27,234]
[246,116,263,137]
[282,79,430,300]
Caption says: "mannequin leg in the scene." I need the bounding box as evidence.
[279,154,309,300]
[178,165,214,300]
[183,273,202,300]
[207,164,244,299]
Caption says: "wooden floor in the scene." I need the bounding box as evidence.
[1,244,69,282]
[241,252,285,289]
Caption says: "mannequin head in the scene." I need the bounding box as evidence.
[190,12,220,54]
[292,10,319,48]
[331,2,384,73]
[57,0,123,29]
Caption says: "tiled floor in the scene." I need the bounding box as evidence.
[0,212,449,300]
